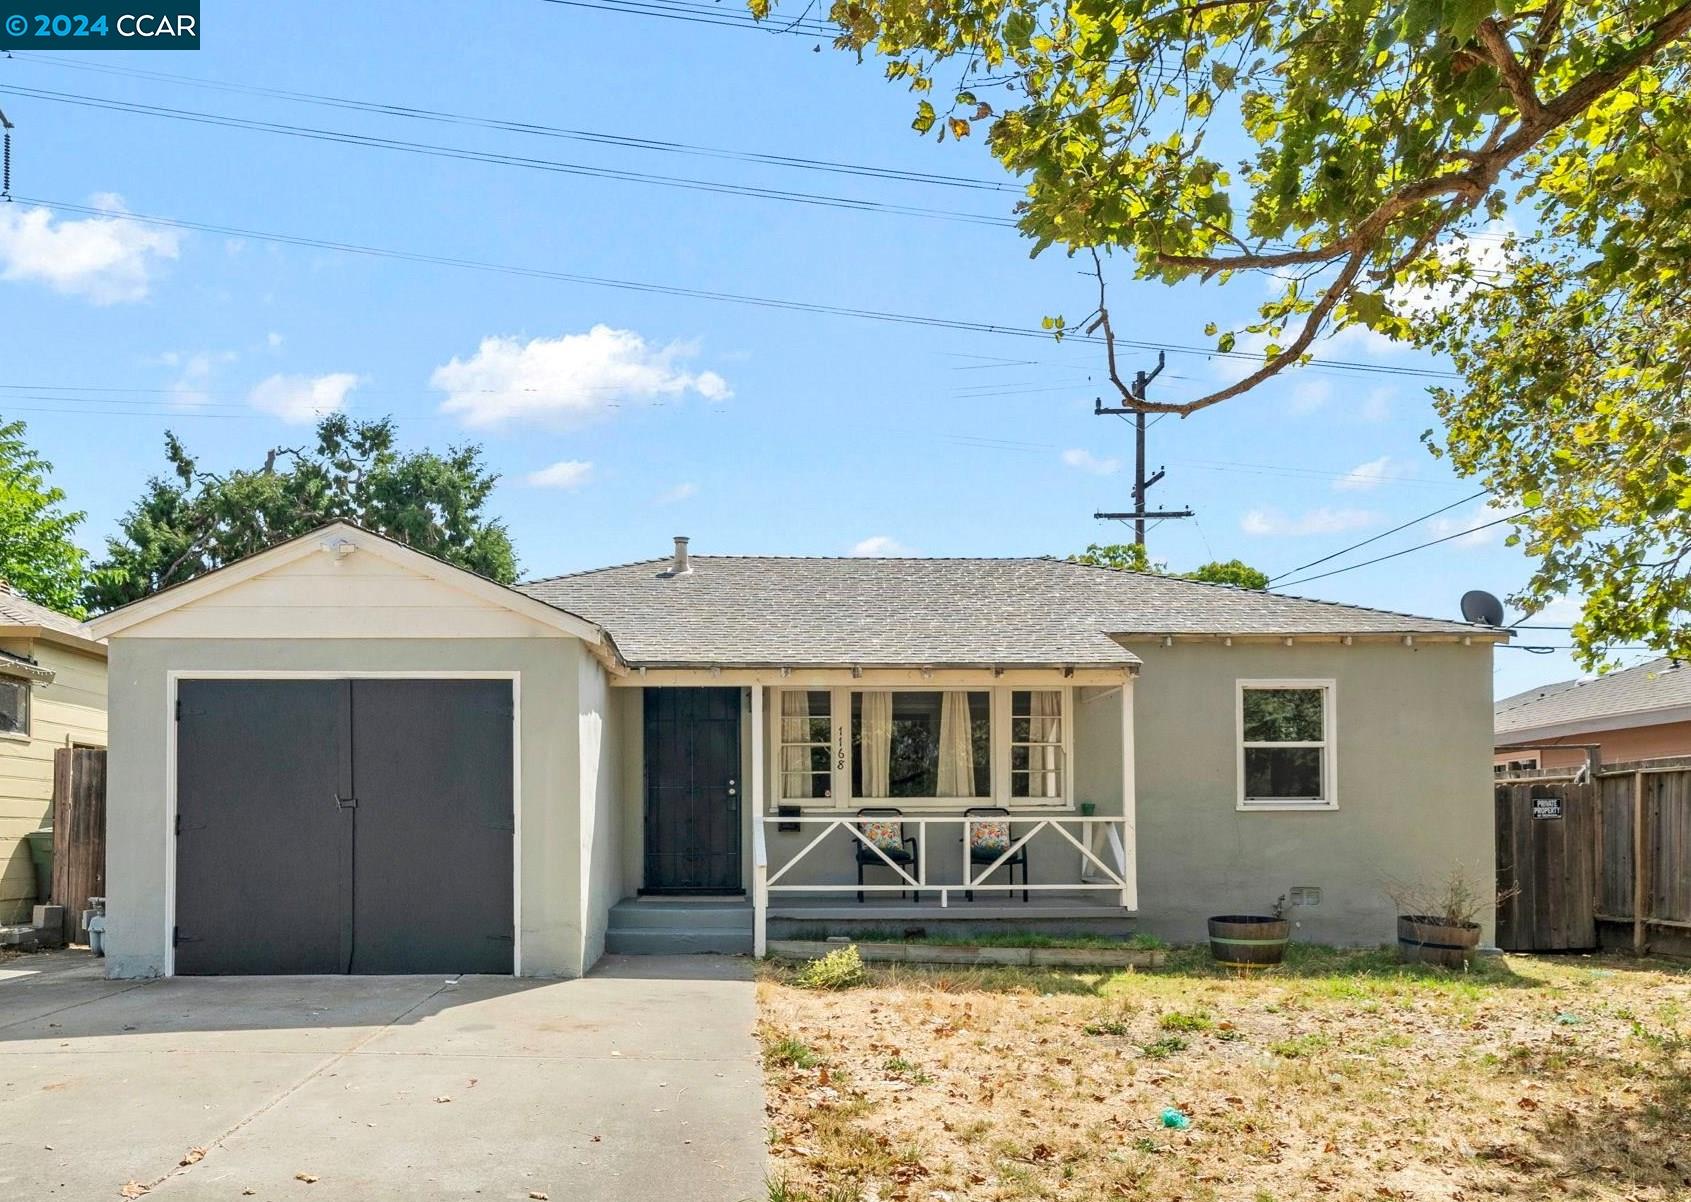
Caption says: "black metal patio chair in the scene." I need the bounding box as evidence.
[962,806,1029,903]
[853,808,920,903]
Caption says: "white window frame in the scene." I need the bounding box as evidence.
[1236,679,1336,812]
[775,687,835,802]
[768,685,1075,812]
[0,673,32,742]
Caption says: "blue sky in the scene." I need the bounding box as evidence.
[0,0,1626,696]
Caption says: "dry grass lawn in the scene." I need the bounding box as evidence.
[759,945,1691,1202]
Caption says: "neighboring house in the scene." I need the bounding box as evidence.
[1495,657,1691,771]
[0,587,107,925]
[89,523,1505,979]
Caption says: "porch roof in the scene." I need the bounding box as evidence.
[518,554,1495,669]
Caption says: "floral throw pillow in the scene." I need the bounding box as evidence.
[970,820,1010,854]
[860,820,902,850]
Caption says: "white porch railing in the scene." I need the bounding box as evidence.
[751,814,1130,957]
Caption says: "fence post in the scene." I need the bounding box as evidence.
[1632,769,1647,955]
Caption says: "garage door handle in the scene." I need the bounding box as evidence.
[335,793,358,810]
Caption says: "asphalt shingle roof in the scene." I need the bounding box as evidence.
[518,556,1492,668]
[0,586,96,643]
[1495,657,1691,737]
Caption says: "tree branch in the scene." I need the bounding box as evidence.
[1476,17,1548,123]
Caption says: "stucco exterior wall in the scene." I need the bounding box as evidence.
[1130,640,1495,945]
[0,638,107,923]
[103,637,591,979]
[578,654,624,969]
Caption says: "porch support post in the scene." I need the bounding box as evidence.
[751,684,768,957]
[1120,673,1138,911]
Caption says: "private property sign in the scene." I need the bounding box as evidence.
[1532,793,1565,820]
[0,4,198,47]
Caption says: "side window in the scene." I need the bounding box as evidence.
[1239,683,1332,808]
[0,676,29,738]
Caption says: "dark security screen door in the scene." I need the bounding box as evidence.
[643,688,742,893]
[175,678,514,975]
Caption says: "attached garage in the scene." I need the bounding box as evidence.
[92,523,630,981]
[173,678,515,975]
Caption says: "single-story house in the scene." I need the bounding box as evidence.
[90,523,1505,979]
[1496,657,1691,772]
[0,587,107,925]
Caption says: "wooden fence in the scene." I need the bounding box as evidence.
[50,747,106,944]
[1496,757,1691,953]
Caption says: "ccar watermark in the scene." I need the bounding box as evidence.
[0,3,199,48]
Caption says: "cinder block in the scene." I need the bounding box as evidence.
[31,905,67,947]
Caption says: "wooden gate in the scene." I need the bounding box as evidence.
[1495,779,1597,951]
[50,747,107,944]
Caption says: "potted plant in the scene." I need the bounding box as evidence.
[1207,895,1291,966]
[1388,868,1510,968]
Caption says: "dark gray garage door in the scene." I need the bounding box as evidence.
[174,678,514,975]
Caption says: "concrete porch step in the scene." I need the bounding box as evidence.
[608,898,753,931]
[604,927,754,955]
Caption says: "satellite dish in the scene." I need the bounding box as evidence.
[1460,589,1505,627]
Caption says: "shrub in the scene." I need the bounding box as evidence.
[796,945,866,990]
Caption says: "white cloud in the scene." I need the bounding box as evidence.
[0,194,181,304]
[1061,448,1120,475]
[1388,223,1515,319]
[266,332,285,350]
[248,372,361,424]
[1358,387,1393,422]
[850,535,913,557]
[655,482,698,505]
[1427,498,1512,548]
[432,325,731,429]
[525,459,596,490]
[1241,507,1380,537]
[155,348,238,408]
[1287,378,1332,415]
[1334,455,1395,492]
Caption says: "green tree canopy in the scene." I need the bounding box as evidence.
[765,0,1691,664]
[0,420,89,617]
[1070,543,1268,587]
[88,416,517,612]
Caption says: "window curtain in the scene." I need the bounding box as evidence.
[780,690,811,799]
[1031,690,1061,798]
[860,690,893,797]
[937,690,977,798]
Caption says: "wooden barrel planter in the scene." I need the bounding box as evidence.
[1396,915,1480,967]
[1207,914,1290,967]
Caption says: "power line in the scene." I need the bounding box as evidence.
[0,83,1014,227]
[9,51,1015,193]
[8,195,1469,380]
[1274,509,1525,589]
[1268,490,1489,582]
[537,0,837,35]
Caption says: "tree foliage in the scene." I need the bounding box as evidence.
[0,420,89,617]
[88,416,517,612]
[761,0,1691,662]
[1070,543,1269,587]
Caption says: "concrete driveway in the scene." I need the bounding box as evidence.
[0,951,765,1201]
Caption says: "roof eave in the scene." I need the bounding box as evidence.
[0,623,106,657]
[1497,700,1691,746]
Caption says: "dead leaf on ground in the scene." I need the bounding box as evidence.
[294,1172,319,1184]
[118,1183,148,1199]
[178,1147,206,1167]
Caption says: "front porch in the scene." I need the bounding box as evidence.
[611,672,1142,957]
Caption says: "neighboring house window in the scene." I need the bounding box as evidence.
[1010,689,1064,799]
[779,690,833,800]
[0,675,30,738]
[771,687,1070,809]
[851,690,991,800]
[1238,681,1334,809]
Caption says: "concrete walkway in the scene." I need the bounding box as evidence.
[0,951,765,1201]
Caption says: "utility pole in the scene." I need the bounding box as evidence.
[0,107,12,202]
[1093,350,1194,546]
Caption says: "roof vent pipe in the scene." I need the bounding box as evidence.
[670,535,692,576]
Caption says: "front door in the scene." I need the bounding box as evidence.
[643,688,742,893]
